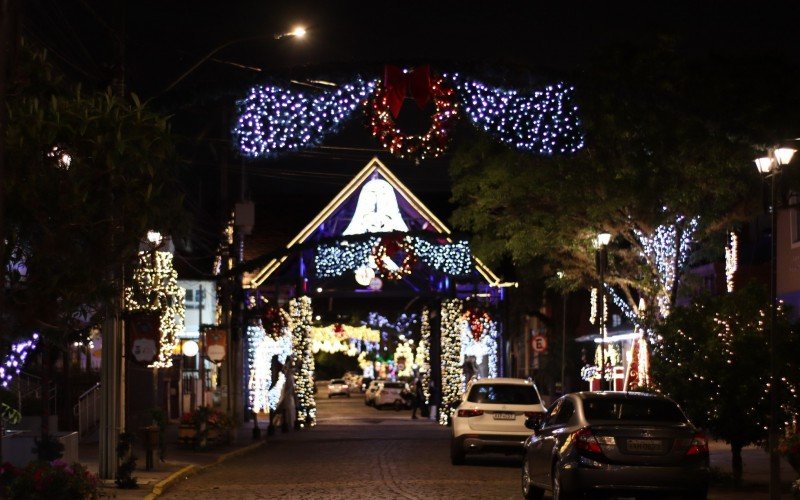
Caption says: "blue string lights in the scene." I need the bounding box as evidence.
[314,236,473,279]
[234,72,583,159]
[444,73,584,155]
[0,333,39,388]
[234,78,377,158]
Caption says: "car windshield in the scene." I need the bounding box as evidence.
[467,384,540,405]
[331,379,345,384]
[582,396,688,423]
[383,382,406,389]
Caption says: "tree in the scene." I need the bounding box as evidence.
[448,39,799,325]
[1,42,186,441]
[650,284,800,485]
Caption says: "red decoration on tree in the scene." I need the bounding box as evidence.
[262,305,289,339]
[369,72,459,163]
[464,308,492,342]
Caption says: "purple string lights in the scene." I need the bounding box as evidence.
[0,333,39,388]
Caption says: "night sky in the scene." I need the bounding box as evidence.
[19,0,800,266]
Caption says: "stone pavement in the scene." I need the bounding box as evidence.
[75,419,799,498]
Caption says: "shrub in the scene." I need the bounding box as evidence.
[0,460,99,499]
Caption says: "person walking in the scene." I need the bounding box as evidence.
[410,378,424,419]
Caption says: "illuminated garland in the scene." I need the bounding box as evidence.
[725,232,738,293]
[310,324,380,355]
[0,334,39,388]
[459,311,498,378]
[247,324,292,412]
[444,73,584,155]
[290,296,316,426]
[369,75,459,162]
[125,248,185,369]
[315,236,473,279]
[234,79,377,158]
[624,336,650,390]
[234,74,583,159]
[440,298,464,425]
[372,234,416,279]
[262,305,291,340]
[417,307,431,404]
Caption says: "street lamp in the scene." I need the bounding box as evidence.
[595,232,612,391]
[755,145,796,500]
[556,271,568,396]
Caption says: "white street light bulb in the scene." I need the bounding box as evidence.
[596,232,612,247]
[291,26,307,38]
[182,340,199,357]
[147,230,163,245]
[775,147,796,166]
[755,156,775,174]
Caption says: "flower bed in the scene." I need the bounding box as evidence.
[0,459,99,499]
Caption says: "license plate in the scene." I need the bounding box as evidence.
[493,412,515,421]
[626,438,662,452]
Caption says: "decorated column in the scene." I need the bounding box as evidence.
[290,296,316,427]
[439,298,463,425]
[416,307,431,405]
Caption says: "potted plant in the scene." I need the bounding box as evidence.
[178,412,196,443]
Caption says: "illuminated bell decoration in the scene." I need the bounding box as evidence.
[343,178,409,235]
[354,265,375,286]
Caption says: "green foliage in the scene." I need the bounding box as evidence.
[0,402,21,425]
[1,460,99,500]
[651,284,800,448]
[1,40,187,343]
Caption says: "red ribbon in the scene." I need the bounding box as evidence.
[383,65,432,118]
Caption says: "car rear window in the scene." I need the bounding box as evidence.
[467,384,540,405]
[383,382,406,389]
[583,397,688,423]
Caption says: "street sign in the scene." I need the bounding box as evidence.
[532,335,548,353]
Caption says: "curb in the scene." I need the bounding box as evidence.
[143,441,266,499]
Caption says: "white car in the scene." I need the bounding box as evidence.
[328,378,350,398]
[373,381,410,409]
[450,377,545,465]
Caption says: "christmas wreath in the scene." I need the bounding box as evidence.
[372,234,416,280]
[262,305,290,340]
[368,65,459,163]
[463,308,493,342]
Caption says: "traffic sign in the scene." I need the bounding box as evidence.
[532,335,548,353]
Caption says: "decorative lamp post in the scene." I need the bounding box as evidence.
[755,146,796,500]
[595,232,612,391]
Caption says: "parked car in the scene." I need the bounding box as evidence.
[521,391,710,500]
[364,379,384,406]
[328,378,350,398]
[373,381,410,410]
[450,377,545,465]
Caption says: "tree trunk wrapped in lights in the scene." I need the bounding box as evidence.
[439,298,464,426]
[289,296,316,427]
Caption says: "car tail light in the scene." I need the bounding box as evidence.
[686,432,709,456]
[574,427,603,455]
[524,411,544,419]
[457,409,484,418]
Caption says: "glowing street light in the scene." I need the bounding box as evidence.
[755,145,796,500]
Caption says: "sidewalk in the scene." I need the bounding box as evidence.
[708,440,796,497]
[80,416,275,499]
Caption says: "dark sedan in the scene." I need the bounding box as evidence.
[521,391,709,500]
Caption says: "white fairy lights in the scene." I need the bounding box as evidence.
[725,232,738,293]
[125,245,186,369]
[0,333,39,388]
[444,73,584,155]
[417,307,431,404]
[440,298,464,425]
[234,79,377,158]
[246,324,292,413]
[290,296,316,426]
[459,314,498,379]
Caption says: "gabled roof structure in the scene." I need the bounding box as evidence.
[245,157,514,298]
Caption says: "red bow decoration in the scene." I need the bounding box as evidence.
[383,65,432,118]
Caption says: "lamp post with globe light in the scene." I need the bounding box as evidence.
[755,145,796,500]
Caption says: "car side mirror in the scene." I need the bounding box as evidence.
[524,415,543,431]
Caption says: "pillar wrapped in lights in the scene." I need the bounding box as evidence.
[290,296,316,427]
[125,237,185,369]
[439,298,464,425]
[460,309,498,379]
[416,307,431,404]
[247,323,292,413]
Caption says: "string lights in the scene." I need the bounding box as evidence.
[315,236,473,279]
[459,310,498,379]
[417,307,431,404]
[440,298,464,425]
[290,296,316,427]
[444,73,584,155]
[0,333,39,388]
[394,340,415,378]
[125,240,185,369]
[725,232,738,293]
[246,324,292,413]
[310,324,380,355]
[234,79,377,158]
